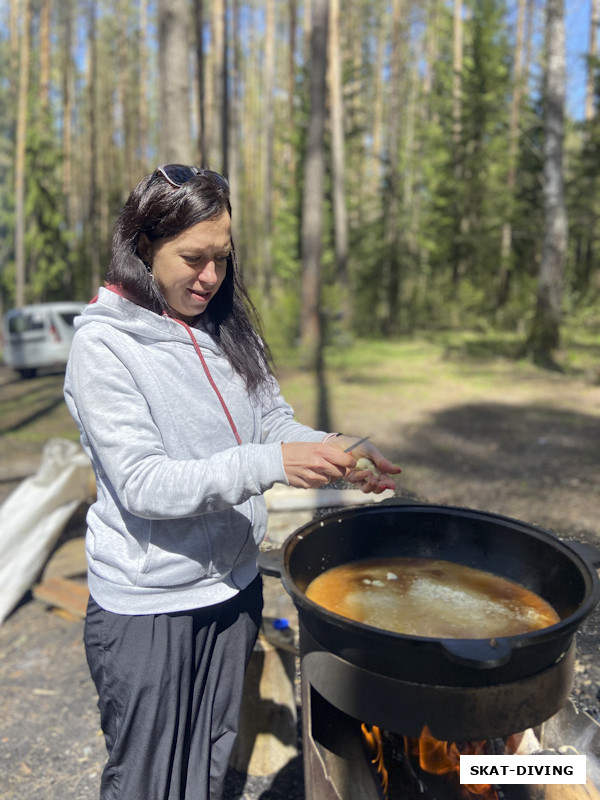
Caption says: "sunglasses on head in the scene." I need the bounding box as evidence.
[155,164,230,191]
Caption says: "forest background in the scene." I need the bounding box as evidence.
[1,0,600,401]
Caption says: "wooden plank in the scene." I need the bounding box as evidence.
[32,577,89,619]
[42,537,87,580]
[264,486,395,512]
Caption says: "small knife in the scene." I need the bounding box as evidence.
[343,435,370,453]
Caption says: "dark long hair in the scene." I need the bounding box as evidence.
[106,170,273,393]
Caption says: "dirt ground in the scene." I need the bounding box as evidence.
[1,359,600,799]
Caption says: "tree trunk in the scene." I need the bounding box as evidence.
[262,0,275,301]
[368,10,386,202]
[139,0,149,173]
[283,0,297,174]
[300,0,328,377]
[116,2,133,193]
[87,0,100,294]
[219,0,228,176]
[452,0,463,149]
[158,0,192,164]
[423,0,439,118]
[240,12,260,280]
[60,0,76,293]
[451,0,468,290]
[524,0,535,78]
[194,0,207,165]
[39,0,51,114]
[586,0,599,125]
[497,0,526,309]
[328,0,351,328]
[383,0,403,334]
[15,0,31,308]
[303,0,312,64]
[228,0,241,242]
[527,0,567,366]
[211,0,225,172]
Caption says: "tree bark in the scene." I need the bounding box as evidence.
[228,0,241,242]
[158,0,192,164]
[60,0,76,261]
[116,2,134,193]
[586,0,599,125]
[219,0,228,176]
[497,0,526,309]
[211,0,225,172]
[283,0,297,174]
[39,0,51,114]
[15,0,31,308]
[262,0,276,301]
[300,0,328,376]
[383,0,403,334]
[139,0,149,173]
[451,0,468,290]
[527,0,567,365]
[328,0,351,327]
[194,0,207,165]
[87,0,100,295]
[368,9,386,201]
[452,0,463,149]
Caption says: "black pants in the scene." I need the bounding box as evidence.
[84,578,263,800]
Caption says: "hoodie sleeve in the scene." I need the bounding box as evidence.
[64,331,289,520]
[259,378,328,445]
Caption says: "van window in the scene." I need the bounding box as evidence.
[57,312,79,327]
[8,312,47,335]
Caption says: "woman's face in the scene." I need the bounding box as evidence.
[149,211,232,321]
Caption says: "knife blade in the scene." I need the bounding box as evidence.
[343,435,370,453]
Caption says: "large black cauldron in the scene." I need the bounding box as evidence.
[280,504,599,689]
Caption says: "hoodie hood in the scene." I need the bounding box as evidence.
[77,285,221,353]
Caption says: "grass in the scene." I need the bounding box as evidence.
[1,327,599,450]
[272,328,600,432]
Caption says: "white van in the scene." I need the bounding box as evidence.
[2,301,87,378]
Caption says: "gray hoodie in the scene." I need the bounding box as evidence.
[64,287,326,614]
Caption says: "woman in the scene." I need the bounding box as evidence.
[64,164,400,800]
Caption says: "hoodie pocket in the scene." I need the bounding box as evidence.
[137,517,215,588]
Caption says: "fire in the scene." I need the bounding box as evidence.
[408,726,521,799]
[360,722,524,799]
[361,723,389,797]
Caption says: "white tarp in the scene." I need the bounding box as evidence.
[0,438,93,625]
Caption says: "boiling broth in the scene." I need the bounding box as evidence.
[305,557,560,638]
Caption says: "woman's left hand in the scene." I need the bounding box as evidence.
[325,435,401,494]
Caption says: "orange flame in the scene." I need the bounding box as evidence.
[361,723,389,797]
[409,726,502,799]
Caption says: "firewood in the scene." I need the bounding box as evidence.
[32,577,89,618]
[42,537,87,581]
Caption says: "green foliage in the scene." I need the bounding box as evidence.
[1,0,598,357]
[426,0,514,302]
[567,69,600,307]
[23,122,75,302]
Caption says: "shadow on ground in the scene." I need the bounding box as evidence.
[395,401,600,541]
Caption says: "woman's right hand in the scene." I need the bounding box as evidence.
[281,442,357,489]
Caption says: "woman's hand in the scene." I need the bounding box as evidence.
[324,435,401,494]
[281,442,357,489]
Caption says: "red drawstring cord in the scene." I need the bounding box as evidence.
[98,287,242,445]
[171,317,242,445]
